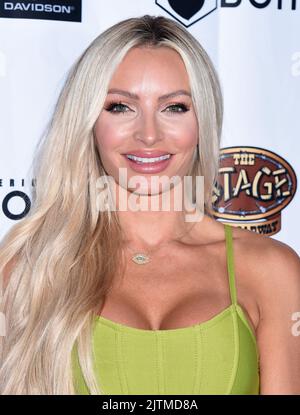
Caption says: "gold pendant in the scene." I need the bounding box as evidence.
[131,253,150,265]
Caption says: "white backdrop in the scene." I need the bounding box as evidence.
[0,0,299,253]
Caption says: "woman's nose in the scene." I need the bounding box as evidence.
[133,113,163,146]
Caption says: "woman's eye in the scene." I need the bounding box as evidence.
[104,102,190,115]
[165,103,190,113]
[105,102,130,114]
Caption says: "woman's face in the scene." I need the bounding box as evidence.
[93,46,198,196]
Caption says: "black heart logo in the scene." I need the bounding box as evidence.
[168,0,205,20]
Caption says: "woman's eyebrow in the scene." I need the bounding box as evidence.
[107,88,192,101]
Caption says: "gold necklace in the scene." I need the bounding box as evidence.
[126,244,167,265]
[124,222,198,265]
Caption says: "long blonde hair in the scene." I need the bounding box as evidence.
[0,14,223,394]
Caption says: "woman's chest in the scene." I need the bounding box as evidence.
[97,244,257,332]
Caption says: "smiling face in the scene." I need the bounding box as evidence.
[93,46,199,197]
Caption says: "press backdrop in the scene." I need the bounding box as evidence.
[0,0,299,253]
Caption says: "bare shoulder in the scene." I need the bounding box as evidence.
[185,215,300,329]
[232,225,300,284]
[231,227,300,393]
[232,225,300,261]
[231,226,300,317]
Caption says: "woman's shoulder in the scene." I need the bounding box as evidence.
[232,225,300,275]
[232,225,300,317]
[188,215,299,277]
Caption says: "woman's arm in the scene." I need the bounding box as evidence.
[255,240,300,394]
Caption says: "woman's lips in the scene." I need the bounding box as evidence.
[122,154,174,173]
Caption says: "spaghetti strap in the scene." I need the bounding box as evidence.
[224,224,237,306]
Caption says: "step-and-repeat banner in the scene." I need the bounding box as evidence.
[0,0,299,253]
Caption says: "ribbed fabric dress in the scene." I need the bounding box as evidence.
[72,224,260,394]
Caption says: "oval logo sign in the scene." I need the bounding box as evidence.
[211,146,297,235]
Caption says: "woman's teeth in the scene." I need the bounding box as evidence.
[126,154,171,163]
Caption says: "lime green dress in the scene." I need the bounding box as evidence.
[72,224,260,394]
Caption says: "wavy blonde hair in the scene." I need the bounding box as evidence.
[0,15,223,394]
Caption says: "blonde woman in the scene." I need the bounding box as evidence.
[1,15,300,395]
